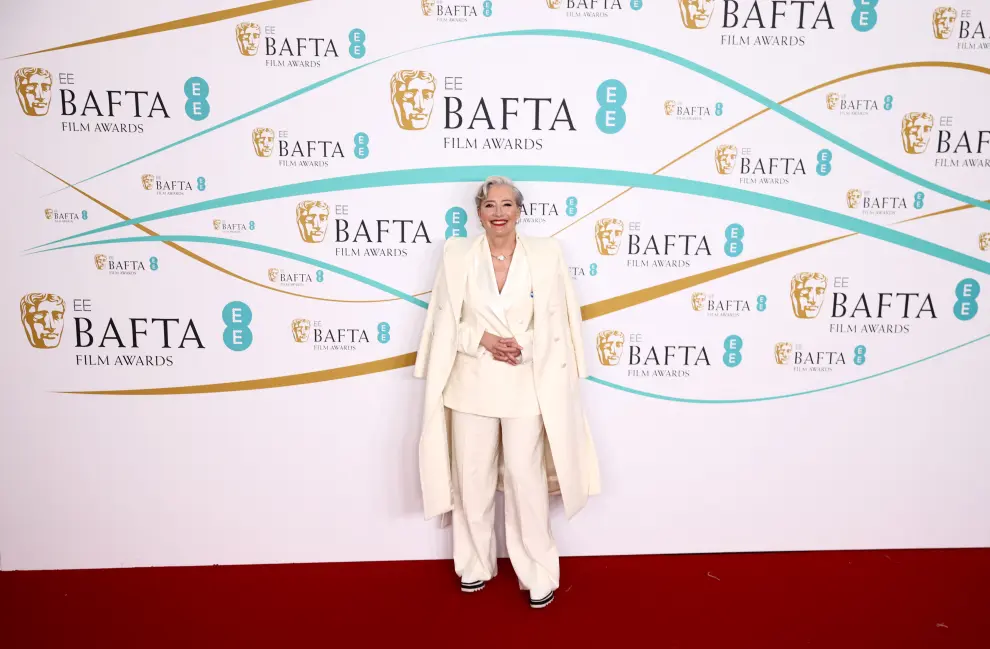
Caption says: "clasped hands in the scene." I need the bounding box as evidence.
[480,331,523,365]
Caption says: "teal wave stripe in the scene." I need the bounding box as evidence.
[587,332,990,404]
[460,29,990,214]
[30,235,428,308]
[42,29,988,218]
[28,165,990,276]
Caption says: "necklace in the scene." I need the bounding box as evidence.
[490,238,517,262]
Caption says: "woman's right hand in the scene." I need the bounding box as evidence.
[480,331,523,365]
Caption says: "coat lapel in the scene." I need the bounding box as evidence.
[442,235,477,320]
[519,236,553,320]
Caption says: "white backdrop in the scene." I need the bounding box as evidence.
[2,0,989,571]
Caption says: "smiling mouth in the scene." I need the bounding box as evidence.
[490,219,508,227]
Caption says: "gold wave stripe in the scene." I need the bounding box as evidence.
[60,353,418,395]
[551,61,990,238]
[24,156,429,304]
[5,0,311,59]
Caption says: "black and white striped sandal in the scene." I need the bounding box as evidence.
[460,579,485,593]
[529,590,554,609]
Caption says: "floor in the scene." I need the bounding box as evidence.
[2,548,988,647]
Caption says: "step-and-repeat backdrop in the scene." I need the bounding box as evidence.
[2,0,988,570]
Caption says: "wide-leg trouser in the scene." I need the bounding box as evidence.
[450,409,560,595]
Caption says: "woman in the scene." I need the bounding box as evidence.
[413,176,601,609]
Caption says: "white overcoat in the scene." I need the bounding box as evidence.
[413,234,602,521]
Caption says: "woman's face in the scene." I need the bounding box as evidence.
[478,185,520,236]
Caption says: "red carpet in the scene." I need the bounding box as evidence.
[2,548,988,647]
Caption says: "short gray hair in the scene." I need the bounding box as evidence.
[474,176,523,210]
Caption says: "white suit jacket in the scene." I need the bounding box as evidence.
[442,233,540,418]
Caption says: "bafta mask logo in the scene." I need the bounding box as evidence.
[790,272,828,319]
[678,0,715,29]
[979,232,990,252]
[45,208,54,220]
[141,174,155,190]
[296,200,330,243]
[20,293,65,349]
[268,268,280,282]
[715,144,738,175]
[846,189,862,209]
[691,292,706,311]
[547,0,562,8]
[932,7,957,39]
[422,0,436,14]
[901,112,934,154]
[213,219,222,231]
[390,70,436,131]
[596,330,625,366]
[236,22,262,56]
[94,254,107,270]
[253,127,275,157]
[664,100,676,116]
[774,342,793,365]
[594,218,624,256]
[291,318,312,343]
[14,67,52,117]
[826,92,840,111]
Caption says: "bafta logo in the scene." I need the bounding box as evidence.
[268,268,280,282]
[14,67,52,116]
[901,112,934,154]
[846,189,862,209]
[664,100,676,116]
[691,292,706,311]
[826,92,840,111]
[390,70,436,130]
[715,144,738,175]
[594,218,624,256]
[252,127,275,157]
[236,22,261,56]
[291,318,312,343]
[596,330,625,366]
[45,208,54,220]
[932,7,957,39]
[296,200,330,243]
[20,293,65,349]
[547,0,562,8]
[774,342,793,365]
[94,254,107,270]
[979,232,990,252]
[213,219,222,231]
[422,0,436,14]
[678,0,715,29]
[141,174,155,190]
[790,272,827,319]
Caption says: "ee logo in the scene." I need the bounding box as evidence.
[184,77,210,121]
[723,335,743,368]
[354,132,370,159]
[724,223,744,257]
[566,196,578,217]
[149,256,159,271]
[953,278,980,321]
[913,191,925,209]
[851,0,879,33]
[853,344,867,365]
[482,0,493,17]
[377,322,391,343]
[596,79,627,135]
[816,149,833,176]
[222,301,253,351]
[445,207,468,239]
[82,210,88,220]
[348,29,366,59]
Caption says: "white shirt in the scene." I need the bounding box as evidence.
[442,235,541,418]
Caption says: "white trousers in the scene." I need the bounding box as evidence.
[450,409,560,595]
